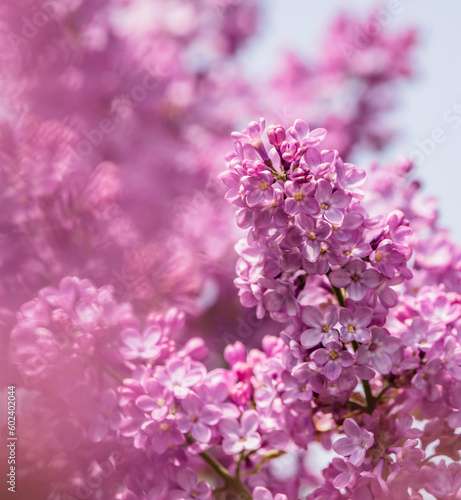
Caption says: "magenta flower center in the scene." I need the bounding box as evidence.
[329,351,339,360]
[351,274,359,281]
[309,232,317,240]
[295,192,304,201]
[260,181,269,191]
[321,203,329,210]
[348,325,355,333]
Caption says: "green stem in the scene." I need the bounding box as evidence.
[186,437,252,500]
[332,284,346,308]
[199,450,252,500]
[362,380,376,413]
[235,451,244,478]
[375,384,392,402]
[347,399,367,411]
[242,450,286,476]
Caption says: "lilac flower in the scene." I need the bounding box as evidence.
[412,359,444,401]
[119,406,151,449]
[311,341,354,381]
[170,469,212,500]
[333,418,374,466]
[284,181,319,216]
[287,119,327,148]
[155,359,206,399]
[314,179,351,225]
[219,410,261,455]
[369,239,405,278]
[360,458,390,497]
[300,305,339,348]
[330,211,366,242]
[176,393,221,443]
[330,458,357,489]
[135,379,172,421]
[253,186,288,229]
[120,326,163,361]
[419,291,461,325]
[219,160,247,204]
[302,240,340,275]
[280,137,303,163]
[147,417,185,454]
[336,158,366,198]
[242,171,275,207]
[332,233,371,265]
[329,259,383,301]
[356,327,401,374]
[285,213,331,262]
[339,307,373,343]
[401,317,445,352]
[382,210,413,246]
[388,438,425,472]
[421,461,461,499]
[291,362,326,394]
[303,146,337,177]
[280,371,313,404]
[260,278,299,316]
[232,118,269,161]
[232,118,266,144]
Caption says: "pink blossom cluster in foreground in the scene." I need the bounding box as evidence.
[8,118,461,499]
[218,117,461,498]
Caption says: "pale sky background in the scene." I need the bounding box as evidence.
[242,0,461,242]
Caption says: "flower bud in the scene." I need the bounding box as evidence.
[224,341,246,366]
[267,125,286,147]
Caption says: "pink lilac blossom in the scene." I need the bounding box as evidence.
[6,112,461,499]
[218,116,461,499]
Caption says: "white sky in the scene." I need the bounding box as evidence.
[242,0,461,242]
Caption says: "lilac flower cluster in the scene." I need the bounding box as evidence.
[220,117,461,498]
[222,117,412,322]
[7,115,461,498]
